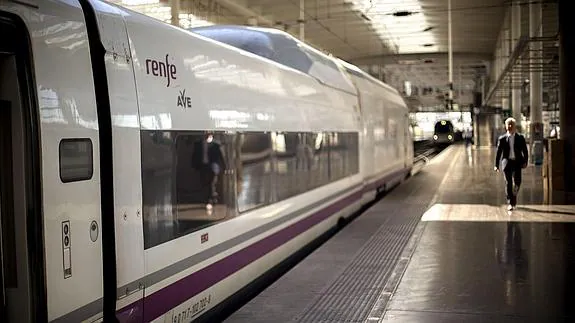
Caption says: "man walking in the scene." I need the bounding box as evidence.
[494,118,529,210]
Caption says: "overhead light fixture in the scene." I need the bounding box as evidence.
[348,0,436,53]
[392,10,413,17]
[422,43,434,47]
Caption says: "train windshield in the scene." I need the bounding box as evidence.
[435,121,453,133]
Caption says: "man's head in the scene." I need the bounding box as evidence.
[505,117,516,134]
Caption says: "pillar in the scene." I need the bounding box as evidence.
[497,33,503,80]
[504,28,510,61]
[558,0,575,200]
[530,0,544,164]
[299,0,305,40]
[247,17,258,26]
[448,0,453,110]
[500,97,509,134]
[511,1,522,132]
[502,98,510,111]
[170,0,180,26]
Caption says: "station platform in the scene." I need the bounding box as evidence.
[222,144,575,323]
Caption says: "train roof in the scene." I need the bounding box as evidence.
[335,58,400,95]
[80,0,361,133]
[190,25,357,95]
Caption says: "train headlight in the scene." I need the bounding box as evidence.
[448,134,453,140]
[433,135,438,140]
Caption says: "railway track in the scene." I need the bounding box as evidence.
[413,139,449,165]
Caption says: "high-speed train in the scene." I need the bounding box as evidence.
[0,1,413,322]
[433,120,455,145]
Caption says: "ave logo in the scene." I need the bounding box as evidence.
[177,89,192,109]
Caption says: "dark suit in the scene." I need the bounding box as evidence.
[495,132,529,206]
[192,138,226,204]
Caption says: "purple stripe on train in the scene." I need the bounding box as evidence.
[116,167,410,322]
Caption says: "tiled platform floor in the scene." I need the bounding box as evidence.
[223,144,575,323]
[381,145,575,322]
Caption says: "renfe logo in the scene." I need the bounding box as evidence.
[145,54,177,87]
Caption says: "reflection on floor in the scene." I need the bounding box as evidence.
[422,203,575,222]
[383,145,575,322]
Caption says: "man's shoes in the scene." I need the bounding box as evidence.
[507,204,514,211]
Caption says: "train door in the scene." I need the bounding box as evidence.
[1,6,111,321]
[0,17,46,322]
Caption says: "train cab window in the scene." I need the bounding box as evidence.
[59,138,93,183]
[141,131,231,249]
[434,120,453,133]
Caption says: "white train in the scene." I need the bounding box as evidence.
[0,1,413,322]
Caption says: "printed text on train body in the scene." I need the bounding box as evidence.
[146,54,177,87]
[178,89,192,109]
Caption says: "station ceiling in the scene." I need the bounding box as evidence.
[112,0,558,111]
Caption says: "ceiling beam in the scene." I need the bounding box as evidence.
[213,0,274,26]
[348,52,492,66]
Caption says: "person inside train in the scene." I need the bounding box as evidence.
[494,117,529,211]
[192,132,226,210]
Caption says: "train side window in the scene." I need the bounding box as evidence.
[59,138,93,183]
[237,132,272,213]
[141,131,231,249]
[306,132,329,190]
[345,132,360,176]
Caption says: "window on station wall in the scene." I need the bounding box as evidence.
[141,130,231,249]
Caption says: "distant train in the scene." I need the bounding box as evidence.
[0,2,413,322]
[433,120,455,145]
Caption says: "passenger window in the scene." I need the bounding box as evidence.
[273,132,300,201]
[141,130,360,249]
[59,138,93,183]
[298,132,330,193]
[141,131,230,249]
[237,132,272,213]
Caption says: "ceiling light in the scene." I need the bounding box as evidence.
[393,10,413,17]
[348,0,436,53]
[422,43,434,47]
